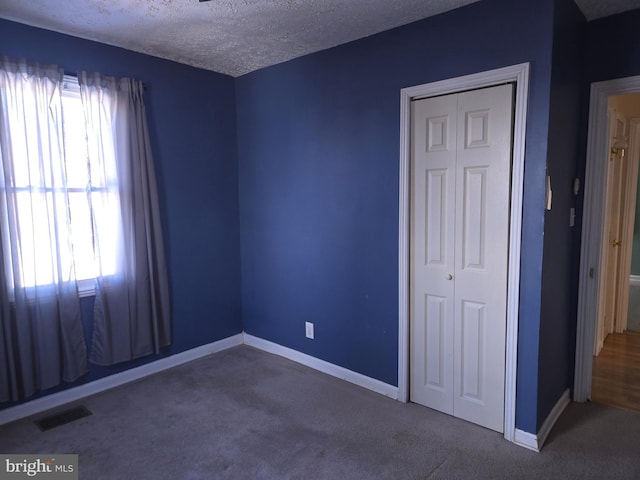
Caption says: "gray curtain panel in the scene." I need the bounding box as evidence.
[79,72,171,365]
[0,58,88,402]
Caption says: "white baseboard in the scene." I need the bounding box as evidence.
[0,333,243,426]
[7,330,561,453]
[243,333,398,400]
[0,332,399,426]
[536,388,570,449]
[513,428,538,451]
[513,388,570,452]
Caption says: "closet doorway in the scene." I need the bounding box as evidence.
[398,63,530,443]
[409,84,514,433]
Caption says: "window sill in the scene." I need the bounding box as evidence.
[77,278,96,298]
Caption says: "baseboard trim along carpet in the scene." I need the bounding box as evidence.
[514,389,571,452]
[0,333,244,426]
[514,428,538,452]
[2,331,563,454]
[243,333,399,400]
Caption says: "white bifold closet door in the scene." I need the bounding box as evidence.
[410,83,513,433]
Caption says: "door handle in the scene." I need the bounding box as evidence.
[611,240,622,247]
[446,274,453,280]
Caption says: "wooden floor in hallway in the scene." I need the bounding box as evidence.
[592,330,640,412]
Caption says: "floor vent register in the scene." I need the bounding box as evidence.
[34,405,92,431]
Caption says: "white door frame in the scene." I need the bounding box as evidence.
[575,75,640,402]
[615,117,640,334]
[398,63,530,443]
[596,110,625,354]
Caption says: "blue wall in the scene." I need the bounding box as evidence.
[0,19,243,407]
[538,0,585,431]
[236,0,555,433]
[4,0,620,436]
[585,8,640,84]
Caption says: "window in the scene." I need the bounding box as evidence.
[4,75,119,295]
[2,61,171,382]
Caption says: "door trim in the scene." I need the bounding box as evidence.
[595,110,625,353]
[398,63,530,443]
[615,117,640,333]
[575,76,640,403]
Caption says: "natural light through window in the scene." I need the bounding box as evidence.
[8,76,119,292]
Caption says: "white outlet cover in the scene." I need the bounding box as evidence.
[305,322,314,339]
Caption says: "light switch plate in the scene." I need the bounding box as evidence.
[570,207,576,227]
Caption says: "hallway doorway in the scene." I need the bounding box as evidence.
[576,78,640,410]
[592,94,640,412]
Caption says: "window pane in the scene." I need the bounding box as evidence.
[86,124,117,189]
[91,190,120,277]
[15,191,58,286]
[5,78,122,289]
[61,93,89,188]
[9,89,43,188]
[68,191,95,281]
[53,191,75,284]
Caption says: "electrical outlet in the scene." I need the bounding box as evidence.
[305,322,314,339]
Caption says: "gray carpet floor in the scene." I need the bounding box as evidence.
[1,345,639,479]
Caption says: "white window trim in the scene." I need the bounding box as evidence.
[63,75,97,298]
[77,278,96,298]
[62,74,80,94]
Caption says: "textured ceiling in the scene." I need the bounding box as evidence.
[574,0,640,20]
[0,0,639,77]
